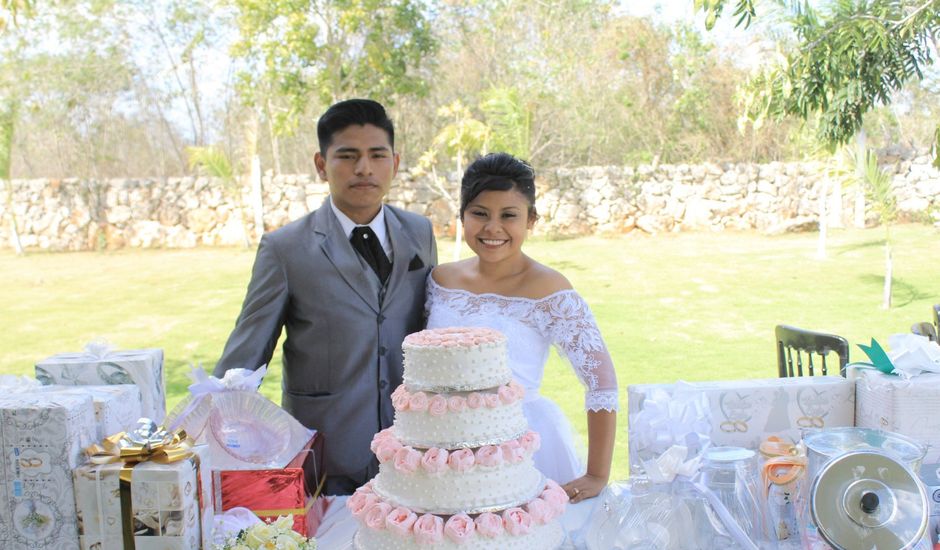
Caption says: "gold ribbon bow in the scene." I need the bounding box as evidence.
[759,436,807,490]
[87,420,193,465]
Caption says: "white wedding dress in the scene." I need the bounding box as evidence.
[425,275,620,484]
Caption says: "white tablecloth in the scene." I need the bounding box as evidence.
[314,495,600,549]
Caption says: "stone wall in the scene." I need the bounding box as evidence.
[1,152,938,251]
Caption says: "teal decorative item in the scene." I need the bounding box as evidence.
[856,339,895,374]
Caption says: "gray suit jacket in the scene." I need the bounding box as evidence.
[214,198,437,485]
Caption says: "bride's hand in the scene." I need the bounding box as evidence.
[561,473,607,504]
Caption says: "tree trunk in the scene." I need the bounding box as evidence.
[854,130,867,228]
[882,243,892,310]
[249,154,263,244]
[816,177,828,260]
[0,101,23,255]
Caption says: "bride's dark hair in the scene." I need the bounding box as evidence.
[459,152,539,220]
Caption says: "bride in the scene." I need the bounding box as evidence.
[425,152,618,503]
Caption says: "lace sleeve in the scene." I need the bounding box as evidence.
[540,291,619,412]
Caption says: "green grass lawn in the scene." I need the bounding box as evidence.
[2,223,938,481]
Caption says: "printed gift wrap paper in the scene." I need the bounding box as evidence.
[0,393,97,550]
[212,433,326,537]
[73,442,212,550]
[852,367,940,463]
[31,385,142,442]
[628,376,855,457]
[36,347,166,422]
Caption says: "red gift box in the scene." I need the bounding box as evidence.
[213,432,328,536]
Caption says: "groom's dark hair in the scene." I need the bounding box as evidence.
[317,99,395,153]
[460,152,539,221]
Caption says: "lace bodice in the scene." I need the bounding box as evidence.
[425,277,619,412]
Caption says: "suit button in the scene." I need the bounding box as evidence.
[379,346,387,356]
[377,314,386,323]
[379,380,388,389]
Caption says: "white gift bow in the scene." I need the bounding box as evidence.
[0,374,42,391]
[631,383,712,483]
[886,333,940,379]
[83,340,115,359]
[188,364,267,395]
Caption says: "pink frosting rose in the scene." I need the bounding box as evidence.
[385,507,418,537]
[519,431,541,453]
[421,447,450,474]
[447,448,476,472]
[484,393,500,408]
[444,513,477,543]
[502,507,533,536]
[497,384,516,404]
[525,497,553,525]
[413,514,444,545]
[474,445,503,467]
[447,395,466,413]
[394,446,422,474]
[540,483,569,515]
[428,394,448,416]
[409,391,429,412]
[392,391,410,411]
[510,380,526,398]
[500,440,526,463]
[376,439,402,463]
[346,491,379,517]
[466,392,484,409]
[364,502,393,530]
[370,429,395,453]
[474,512,503,538]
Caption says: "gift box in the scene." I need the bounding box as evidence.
[0,392,97,550]
[628,376,855,457]
[73,440,212,550]
[852,367,940,463]
[212,433,326,537]
[30,385,142,442]
[35,347,165,422]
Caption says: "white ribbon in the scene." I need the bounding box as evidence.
[631,383,712,483]
[83,340,116,359]
[0,374,42,391]
[188,364,267,395]
[886,333,940,379]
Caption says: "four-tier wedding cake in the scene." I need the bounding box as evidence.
[348,327,567,549]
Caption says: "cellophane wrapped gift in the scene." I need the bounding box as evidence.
[72,426,213,550]
[30,385,142,442]
[35,344,165,423]
[164,366,314,471]
[852,367,940,464]
[212,433,327,537]
[628,376,854,454]
[758,437,807,543]
[919,464,940,546]
[0,392,96,550]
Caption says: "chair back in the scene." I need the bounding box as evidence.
[934,304,940,340]
[912,322,938,342]
[775,324,849,378]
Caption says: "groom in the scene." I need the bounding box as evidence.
[214,99,437,495]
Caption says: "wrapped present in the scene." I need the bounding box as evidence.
[35,344,165,422]
[212,433,326,537]
[628,376,855,453]
[920,464,940,546]
[30,385,142,443]
[852,366,940,463]
[72,422,213,550]
[0,392,97,550]
[165,366,314,470]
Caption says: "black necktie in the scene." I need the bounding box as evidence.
[351,226,392,284]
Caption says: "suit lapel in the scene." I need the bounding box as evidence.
[384,207,419,311]
[314,199,380,314]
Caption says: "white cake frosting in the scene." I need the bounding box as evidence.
[401,327,510,391]
[350,327,568,549]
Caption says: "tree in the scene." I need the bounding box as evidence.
[700,0,940,167]
[187,145,253,248]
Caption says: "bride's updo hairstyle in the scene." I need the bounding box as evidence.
[460,152,539,221]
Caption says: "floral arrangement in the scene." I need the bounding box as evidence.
[214,516,317,550]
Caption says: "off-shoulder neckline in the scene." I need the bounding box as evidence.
[428,273,578,303]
